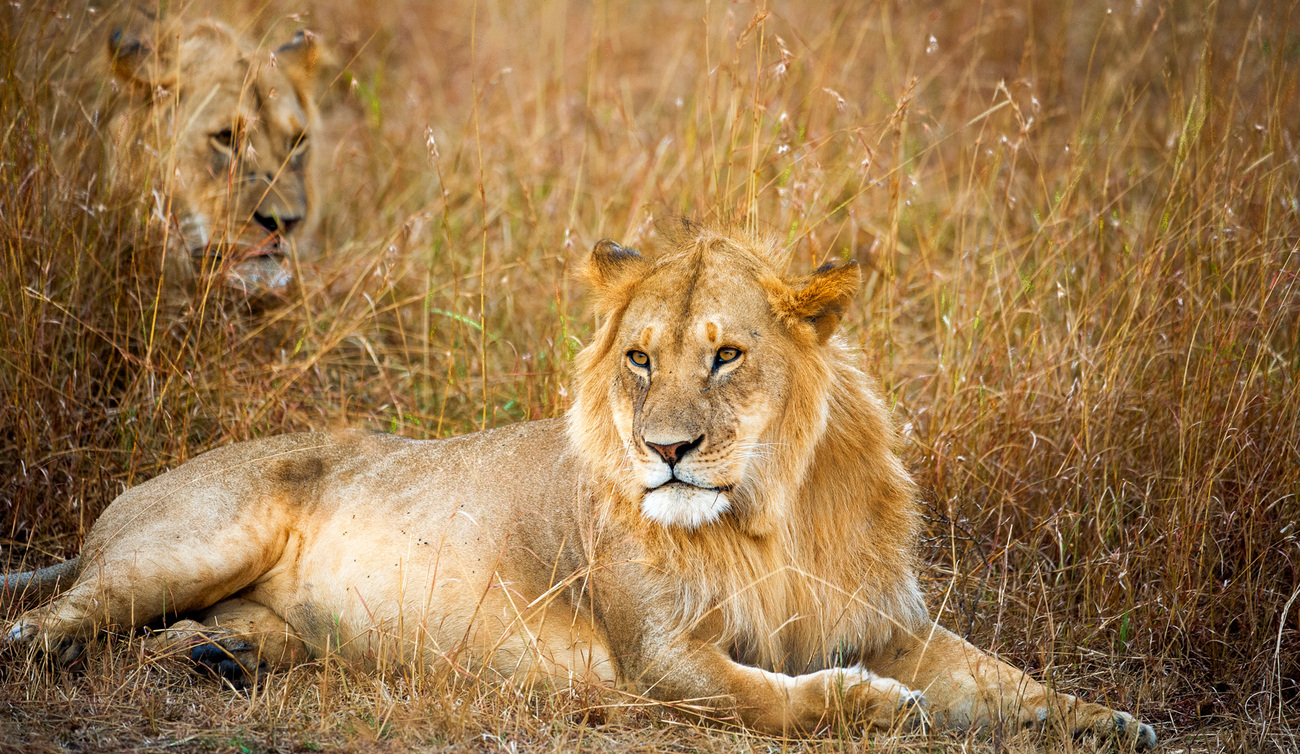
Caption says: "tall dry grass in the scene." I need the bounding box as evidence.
[1,0,1297,751]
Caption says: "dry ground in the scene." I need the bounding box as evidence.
[1,0,1298,751]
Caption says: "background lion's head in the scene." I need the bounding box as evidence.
[105,18,323,295]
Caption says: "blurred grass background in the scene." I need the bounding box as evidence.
[1,0,1297,751]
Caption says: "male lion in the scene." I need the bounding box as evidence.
[3,225,1156,748]
[103,16,322,293]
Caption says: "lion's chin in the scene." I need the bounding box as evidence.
[640,482,730,530]
[186,248,294,295]
[225,255,292,294]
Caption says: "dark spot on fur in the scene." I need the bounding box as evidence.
[273,456,326,488]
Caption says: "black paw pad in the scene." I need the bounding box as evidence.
[189,642,250,686]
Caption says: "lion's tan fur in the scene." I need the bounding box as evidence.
[3,225,1155,747]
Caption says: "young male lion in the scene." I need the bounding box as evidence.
[103,15,323,294]
[3,224,1155,748]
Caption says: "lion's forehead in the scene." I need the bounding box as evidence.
[621,271,774,348]
[176,51,309,129]
[219,81,307,129]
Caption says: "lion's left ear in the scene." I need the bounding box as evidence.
[578,239,652,314]
[108,26,178,89]
[764,260,860,343]
[276,30,323,95]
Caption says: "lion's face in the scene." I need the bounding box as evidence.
[610,254,791,528]
[106,21,322,294]
[571,228,861,532]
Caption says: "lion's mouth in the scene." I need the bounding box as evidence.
[191,231,288,257]
[188,234,294,292]
[191,248,293,293]
[649,479,729,494]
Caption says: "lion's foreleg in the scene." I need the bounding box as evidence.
[630,638,925,735]
[867,623,1156,749]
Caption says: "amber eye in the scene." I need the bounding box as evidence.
[289,132,308,151]
[628,350,650,368]
[211,128,235,148]
[715,346,741,365]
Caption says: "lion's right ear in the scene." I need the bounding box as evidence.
[108,27,176,89]
[763,260,861,344]
[276,30,325,97]
[578,239,651,313]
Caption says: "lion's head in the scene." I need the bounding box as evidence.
[104,19,323,295]
[569,222,866,534]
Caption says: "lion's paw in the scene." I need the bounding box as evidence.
[4,620,38,645]
[1106,711,1158,751]
[1032,703,1157,751]
[896,686,928,712]
[4,618,85,666]
[839,667,929,732]
[189,639,261,688]
[143,621,263,688]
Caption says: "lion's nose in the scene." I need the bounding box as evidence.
[645,436,703,468]
[253,211,301,235]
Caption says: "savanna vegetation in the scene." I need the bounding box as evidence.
[1,0,1297,751]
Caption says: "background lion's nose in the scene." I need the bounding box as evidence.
[252,211,301,235]
[645,436,703,468]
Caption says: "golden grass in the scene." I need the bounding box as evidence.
[1,0,1298,751]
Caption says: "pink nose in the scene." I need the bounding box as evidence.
[645,437,702,467]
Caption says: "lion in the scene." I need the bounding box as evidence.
[3,224,1156,748]
[102,15,323,294]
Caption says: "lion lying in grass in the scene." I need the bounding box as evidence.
[103,15,323,294]
[3,223,1156,747]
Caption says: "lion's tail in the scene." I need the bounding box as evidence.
[2,557,79,605]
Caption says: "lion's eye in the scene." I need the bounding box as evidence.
[211,128,235,148]
[715,346,741,366]
[289,132,308,152]
[628,350,650,368]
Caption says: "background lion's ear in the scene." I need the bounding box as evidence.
[578,239,651,313]
[107,27,176,89]
[276,30,324,96]
[764,260,860,343]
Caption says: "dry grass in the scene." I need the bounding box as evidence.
[2,0,1298,751]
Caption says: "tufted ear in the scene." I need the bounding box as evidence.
[276,30,323,96]
[578,239,652,314]
[764,260,861,343]
[108,26,177,89]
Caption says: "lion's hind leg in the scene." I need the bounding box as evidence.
[145,598,311,686]
[6,542,278,668]
[5,436,325,668]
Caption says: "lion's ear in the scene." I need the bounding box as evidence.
[276,30,323,96]
[765,260,860,343]
[579,239,651,312]
[108,27,176,89]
